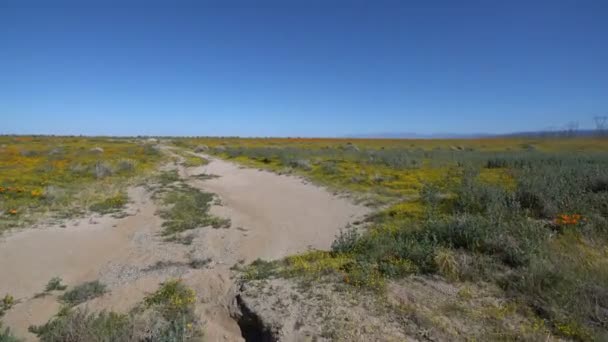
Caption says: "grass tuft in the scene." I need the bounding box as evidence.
[89,193,127,214]
[29,279,202,342]
[59,280,107,306]
[45,277,67,292]
[158,184,229,236]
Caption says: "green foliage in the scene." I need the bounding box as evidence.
[180,155,208,167]
[137,280,201,341]
[0,294,15,317]
[28,280,201,342]
[45,277,67,292]
[217,141,608,339]
[331,228,360,253]
[60,280,107,306]
[243,259,279,280]
[143,280,196,315]
[29,309,131,342]
[156,170,180,186]
[89,193,127,214]
[158,184,229,236]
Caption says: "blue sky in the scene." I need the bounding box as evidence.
[1,0,607,137]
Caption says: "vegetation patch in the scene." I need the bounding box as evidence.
[158,184,230,236]
[155,170,181,186]
[44,277,68,292]
[220,137,608,341]
[180,154,209,167]
[59,280,107,306]
[29,280,201,342]
[0,294,16,318]
[0,137,163,232]
[89,193,128,214]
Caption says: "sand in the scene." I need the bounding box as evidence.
[0,151,369,341]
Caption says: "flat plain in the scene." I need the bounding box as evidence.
[1,135,607,341]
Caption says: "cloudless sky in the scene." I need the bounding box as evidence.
[1,0,607,137]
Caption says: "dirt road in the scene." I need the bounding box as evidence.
[0,152,369,341]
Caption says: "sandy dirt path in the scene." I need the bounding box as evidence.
[185,153,368,263]
[0,151,369,341]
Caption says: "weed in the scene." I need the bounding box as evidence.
[331,228,360,253]
[0,294,15,317]
[45,277,67,292]
[89,193,127,214]
[156,170,180,186]
[189,258,211,269]
[243,259,279,280]
[143,279,196,315]
[28,309,131,342]
[59,280,107,306]
[180,155,208,168]
[29,280,202,342]
[434,248,459,280]
[158,184,229,236]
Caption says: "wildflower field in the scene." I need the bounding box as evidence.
[0,136,163,232]
[177,136,608,340]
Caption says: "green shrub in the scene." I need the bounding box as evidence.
[29,309,131,342]
[29,280,202,342]
[331,228,359,253]
[0,294,15,318]
[243,259,279,280]
[159,185,229,235]
[138,280,201,341]
[45,277,67,292]
[156,170,180,186]
[89,194,127,214]
[60,280,107,306]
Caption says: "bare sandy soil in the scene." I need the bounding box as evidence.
[0,152,369,341]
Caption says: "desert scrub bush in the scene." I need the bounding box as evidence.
[45,277,67,292]
[156,170,180,186]
[29,280,202,342]
[242,259,280,280]
[158,184,229,236]
[89,193,127,214]
[331,227,360,253]
[93,161,114,179]
[135,279,201,341]
[59,280,107,306]
[0,294,15,317]
[143,279,196,316]
[29,309,132,342]
[285,158,312,170]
